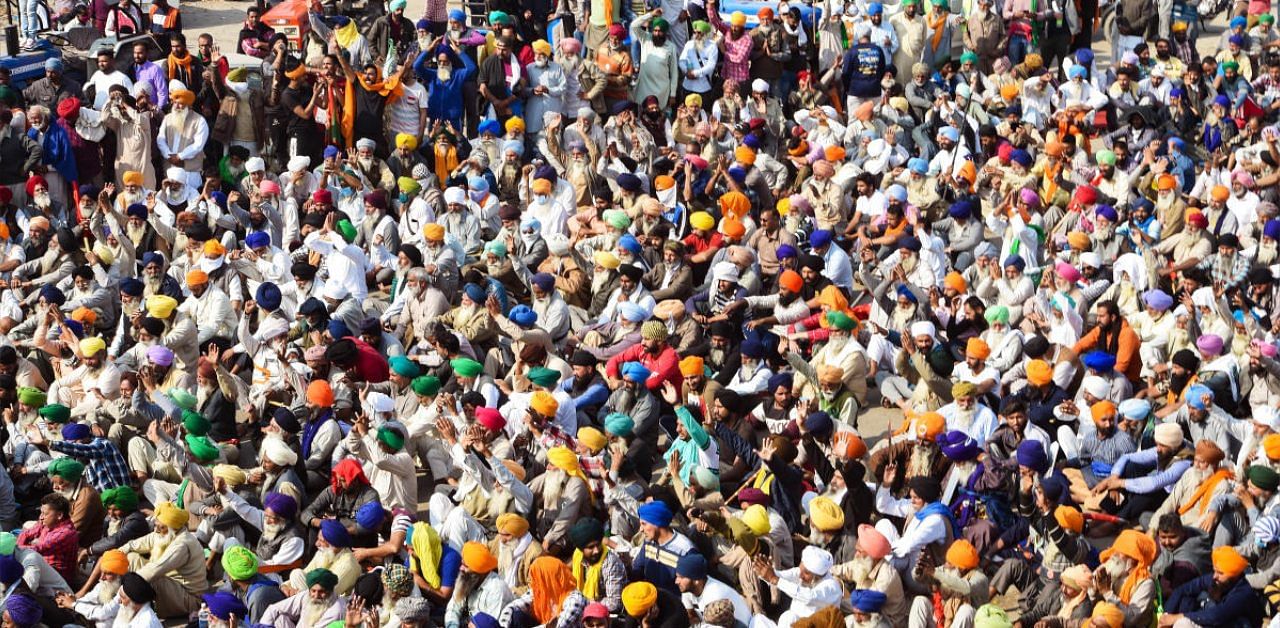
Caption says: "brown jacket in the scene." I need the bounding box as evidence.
[70,483,106,548]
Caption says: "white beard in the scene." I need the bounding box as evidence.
[113,603,138,627]
[590,271,612,294]
[953,407,977,430]
[34,191,52,209]
[302,598,332,627]
[262,520,283,540]
[849,555,874,585]
[98,580,121,604]
[358,157,374,170]
[121,190,145,207]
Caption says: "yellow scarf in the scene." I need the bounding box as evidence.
[434,143,458,189]
[409,522,443,588]
[571,546,609,600]
[1178,469,1231,516]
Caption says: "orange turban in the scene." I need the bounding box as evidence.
[654,175,675,190]
[825,145,847,162]
[833,431,867,459]
[1026,360,1053,386]
[1091,603,1124,628]
[531,178,552,195]
[1067,231,1091,251]
[965,338,990,360]
[1099,530,1157,603]
[186,269,208,286]
[945,540,979,571]
[71,307,97,325]
[854,101,875,122]
[778,270,803,293]
[1211,185,1230,202]
[170,89,195,106]
[1155,174,1177,191]
[1264,434,1280,461]
[423,223,445,241]
[915,412,945,440]
[530,391,559,416]
[204,240,227,256]
[461,541,498,573]
[679,356,705,377]
[943,272,966,293]
[1045,140,1066,157]
[734,146,757,166]
[1212,546,1249,578]
[720,191,750,218]
[122,171,143,186]
[999,83,1020,101]
[720,217,745,239]
[1054,505,1084,533]
[496,513,530,536]
[100,549,129,575]
[1091,400,1117,425]
[307,380,335,408]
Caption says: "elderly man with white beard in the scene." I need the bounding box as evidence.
[59,549,129,627]
[154,89,207,191]
[937,382,999,444]
[261,568,347,628]
[48,338,120,414]
[105,573,163,628]
[116,503,206,617]
[218,485,307,573]
[830,525,907,628]
[752,545,842,628]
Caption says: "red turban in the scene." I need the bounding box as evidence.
[56,97,81,121]
[25,175,46,198]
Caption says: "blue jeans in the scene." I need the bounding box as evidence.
[775,70,797,101]
[1008,34,1029,66]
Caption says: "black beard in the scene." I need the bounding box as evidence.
[1170,372,1191,395]
[652,36,667,46]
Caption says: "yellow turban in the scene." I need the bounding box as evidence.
[593,250,621,269]
[100,549,129,575]
[530,391,560,417]
[505,117,525,134]
[729,11,746,25]
[1067,231,1091,251]
[690,211,715,231]
[155,502,189,530]
[1026,359,1053,386]
[1054,505,1084,533]
[531,178,553,195]
[145,294,178,318]
[945,539,979,571]
[204,240,226,256]
[423,223,445,242]
[577,427,607,453]
[807,496,844,532]
[532,39,552,56]
[1213,545,1249,578]
[685,93,702,108]
[1090,603,1124,628]
[742,504,771,535]
[1263,433,1280,461]
[170,89,195,106]
[79,337,106,357]
[122,171,143,186]
[622,582,659,617]
[496,513,530,536]
[734,146,757,166]
[396,133,419,150]
[546,445,580,473]
[213,464,247,487]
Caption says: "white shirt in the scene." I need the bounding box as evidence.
[774,569,844,623]
[685,577,751,626]
[873,487,949,569]
[87,71,134,109]
[111,603,164,628]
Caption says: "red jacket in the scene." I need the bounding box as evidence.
[606,344,682,393]
[350,338,390,383]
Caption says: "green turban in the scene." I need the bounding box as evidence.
[411,375,441,397]
[185,434,221,463]
[603,209,631,230]
[389,356,421,378]
[398,176,421,196]
[526,366,560,388]
[1249,465,1280,491]
[825,311,856,331]
[48,458,85,482]
[167,388,198,411]
[182,410,211,437]
[1223,60,1240,72]
[377,425,406,451]
[651,17,669,31]
[1096,149,1117,167]
[336,219,357,243]
[488,10,511,25]
[451,358,483,378]
[101,486,139,511]
[985,305,1010,325]
[959,50,979,64]
[38,404,71,424]
[0,532,15,556]
[567,517,605,549]
[306,568,340,591]
[16,387,45,407]
[604,412,635,438]
[692,20,711,33]
[484,240,508,259]
[222,546,260,581]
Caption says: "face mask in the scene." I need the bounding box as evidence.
[340,187,355,198]
[535,194,549,204]
[470,189,486,202]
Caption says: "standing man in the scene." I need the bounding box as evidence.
[630,12,679,110]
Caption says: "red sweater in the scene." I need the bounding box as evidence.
[605,344,683,392]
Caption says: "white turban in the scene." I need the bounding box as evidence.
[800,545,833,577]
[287,155,311,172]
[1078,251,1102,268]
[261,437,298,466]
[1153,423,1184,448]
[443,187,466,205]
[245,157,266,173]
[546,234,571,256]
[1255,406,1280,431]
[752,79,769,93]
[322,281,350,301]
[910,321,936,339]
[1081,376,1109,401]
[366,392,394,414]
[256,317,289,342]
[165,167,186,183]
[167,79,187,94]
[712,261,740,283]
[1118,398,1151,421]
[356,138,377,151]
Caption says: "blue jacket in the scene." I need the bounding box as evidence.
[1166,573,1264,628]
[415,46,475,123]
[29,122,77,183]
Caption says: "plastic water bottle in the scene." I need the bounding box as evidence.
[197,602,209,628]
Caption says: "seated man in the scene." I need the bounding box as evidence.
[261,568,347,628]
[116,503,206,618]
[15,494,78,583]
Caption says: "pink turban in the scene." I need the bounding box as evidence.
[1254,339,1279,358]
[1055,261,1081,282]
[559,37,582,53]
[812,160,835,177]
[1235,170,1256,188]
[1197,334,1225,357]
[1019,188,1041,207]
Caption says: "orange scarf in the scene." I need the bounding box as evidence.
[928,9,948,52]
[356,68,404,101]
[1178,469,1231,516]
[529,558,577,624]
[1042,159,1063,202]
[434,143,458,188]
[167,52,193,81]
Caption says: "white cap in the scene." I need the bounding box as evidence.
[245,157,266,173]
[366,392,395,414]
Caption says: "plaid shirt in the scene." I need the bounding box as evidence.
[17,519,79,581]
[709,11,753,82]
[1199,252,1251,293]
[50,438,132,492]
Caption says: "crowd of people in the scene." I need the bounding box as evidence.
[1,0,1280,626]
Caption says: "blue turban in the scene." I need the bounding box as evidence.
[61,423,91,441]
[78,184,99,199]
[141,251,164,268]
[938,430,982,461]
[908,157,929,174]
[897,236,921,252]
[777,244,798,259]
[263,492,297,519]
[502,139,524,157]
[61,319,83,339]
[1142,289,1173,311]
[727,165,747,182]
[471,614,499,628]
[327,320,351,339]
[810,229,834,249]
[324,145,340,159]
[5,593,41,627]
[44,57,63,72]
[356,501,386,530]
[1074,48,1094,66]
[530,272,555,293]
[1186,384,1213,410]
[319,519,352,548]
[1041,474,1070,505]
[0,556,21,585]
[804,412,834,438]
[209,191,227,210]
[39,285,65,306]
[849,590,888,613]
[742,134,761,150]
[1169,137,1186,151]
[255,282,282,311]
[617,173,642,192]
[509,305,537,327]
[1132,197,1154,213]
[867,1,883,13]
[1265,219,1280,240]
[121,278,144,296]
[463,283,486,304]
[1081,350,1117,373]
[126,203,147,219]
[1067,65,1087,79]
[478,119,502,136]
[939,126,960,142]
[449,8,465,20]
[1002,255,1025,271]
[618,233,643,256]
[741,339,765,359]
[1015,440,1049,473]
[1169,87,1184,98]
[416,18,431,29]
[1095,205,1117,221]
[1009,149,1033,167]
[896,284,918,303]
[203,592,249,621]
[948,199,974,219]
[638,501,674,527]
[245,231,270,249]
[604,412,635,437]
[1231,15,1247,29]
[621,361,651,383]
[767,372,793,392]
[1214,94,1231,108]
[618,302,649,322]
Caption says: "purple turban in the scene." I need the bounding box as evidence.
[146,345,175,367]
[1196,334,1224,357]
[4,594,41,628]
[263,491,297,520]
